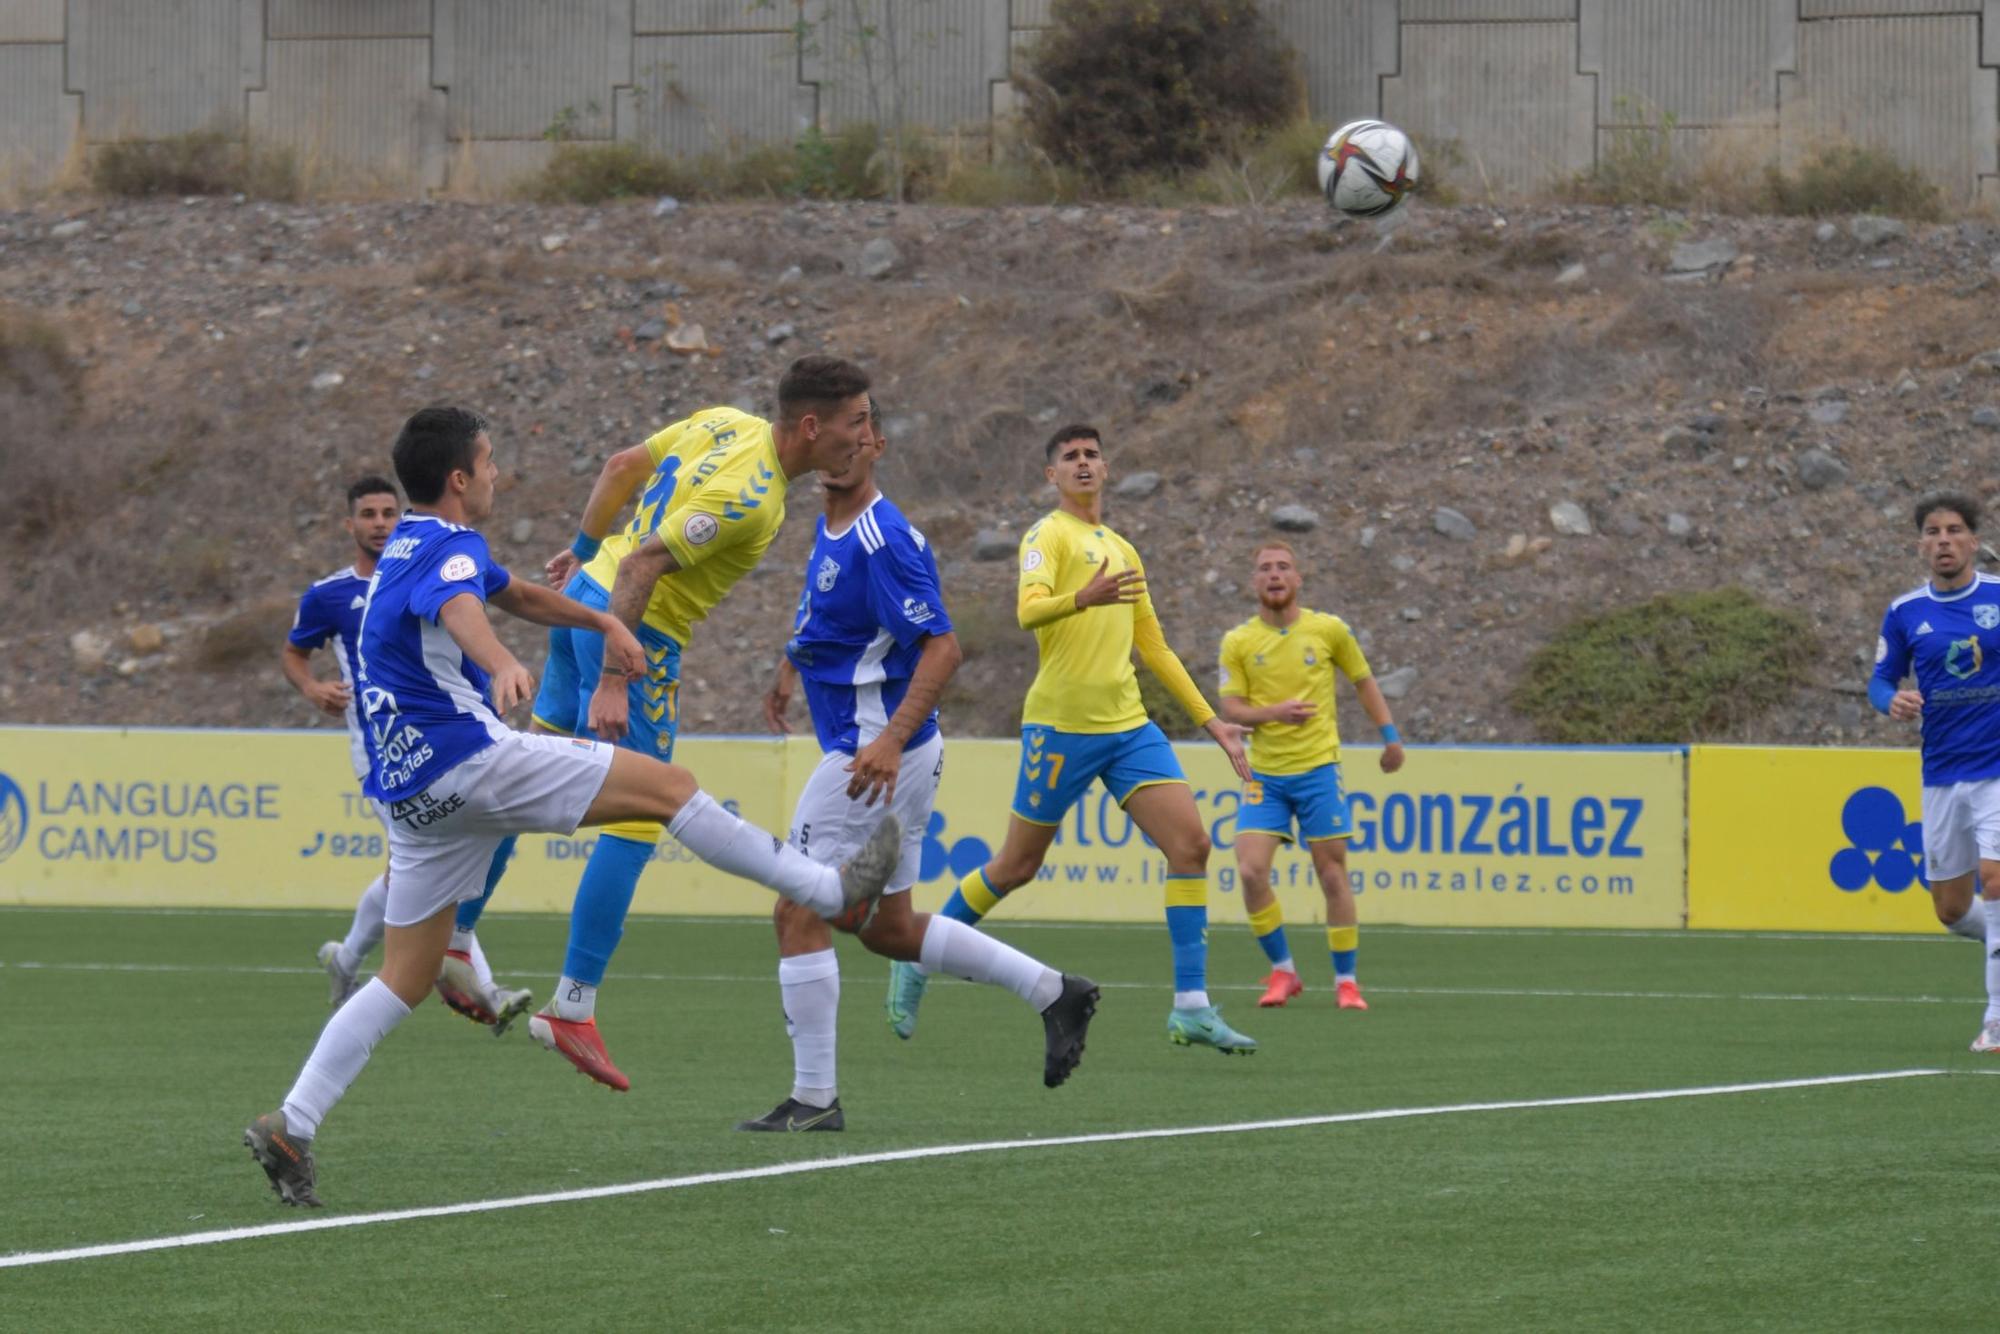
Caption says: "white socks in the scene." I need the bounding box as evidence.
[669,791,842,916]
[450,929,497,993]
[553,975,597,1021]
[280,977,412,1139]
[336,874,388,975]
[1949,906,1987,943]
[1174,990,1211,1010]
[1984,899,2000,1024]
[780,949,840,1108]
[918,917,1064,1011]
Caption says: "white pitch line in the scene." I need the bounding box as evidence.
[0,1068,1950,1271]
[0,959,1970,1008]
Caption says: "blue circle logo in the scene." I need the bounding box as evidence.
[0,772,26,864]
[1828,786,1925,893]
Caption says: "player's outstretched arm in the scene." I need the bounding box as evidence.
[545,442,656,588]
[846,632,963,805]
[1217,694,1316,727]
[1352,675,1406,774]
[436,593,535,716]
[280,642,349,716]
[490,580,644,679]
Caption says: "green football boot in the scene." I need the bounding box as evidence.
[1167,1004,1258,1055]
[885,960,929,1040]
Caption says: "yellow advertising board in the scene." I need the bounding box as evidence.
[925,741,1687,929]
[1686,744,1935,932]
[0,727,1685,929]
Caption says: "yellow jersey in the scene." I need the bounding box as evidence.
[1017,509,1157,733]
[583,407,787,646]
[1217,609,1372,775]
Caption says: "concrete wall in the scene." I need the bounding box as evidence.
[1,0,1995,203]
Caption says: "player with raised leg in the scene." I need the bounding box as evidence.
[1217,541,1404,1011]
[1868,492,2000,1051]
[747,408,1097,1130]
[522,357,877,1092]
[244,408,900,1207]
[886,425,1258,1054]
[285,475,531,1030]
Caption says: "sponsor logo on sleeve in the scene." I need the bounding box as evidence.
[903,597,934,624]
[684,512,719,546]
[1022,549,1044,572]
[1874,635,1887,663]
[440,554,478,582]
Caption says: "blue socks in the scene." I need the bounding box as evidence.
[560,833,655,985]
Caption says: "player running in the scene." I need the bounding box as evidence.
[1217,541,1404,1012]
[747,408,1097,1131]
[886,424,1259,1054]
[1869,492,2000,1051]
[283,475,531,1030]
[244,407,900,1208]
[523,356,876,1092]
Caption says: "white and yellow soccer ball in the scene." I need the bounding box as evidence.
[1317,119,1419,219]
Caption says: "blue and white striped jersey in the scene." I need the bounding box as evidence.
[785,495,952,755]
[289,565,373,781]
[1873,572,2000,786]
[356,514,512,802]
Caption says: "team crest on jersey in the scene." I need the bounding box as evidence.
[1976,605,1999,630]
[816,555,841,592]
[1303,648,1318,666]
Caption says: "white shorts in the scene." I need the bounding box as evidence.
[787,732,944,895]
[1921,777,2000,882]
[377,731,614,927]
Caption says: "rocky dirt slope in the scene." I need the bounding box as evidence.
[4,196,2000,748]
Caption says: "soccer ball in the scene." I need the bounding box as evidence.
[1318,120,1419,219]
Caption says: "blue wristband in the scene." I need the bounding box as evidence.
[1380,723,1401,745]
[570,531,601,562]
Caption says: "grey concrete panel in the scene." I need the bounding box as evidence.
[636,1,798,33]
[0,0,62,42]
[627,33,810,153]
[1404,1,1575,20]
[248,38,443,187]
[1266,0,1398,125]
[434,0,630,140]
[1384,21,1596,192]
[69,0,262,137]
[1781,16,1996,203]
[807,0,1004,131]
[1802,1,1979,15]
[1587,0,1787,125]
[0,44,79,184]
[1011,0,1052,28]
[268,1,430,38]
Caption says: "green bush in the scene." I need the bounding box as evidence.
[1511,588,1817,744]
[1763,144,1943,221]
[1019,0,1305,186]
[92,129,302,201]
[529,141,691,203]
[528,125,894,204]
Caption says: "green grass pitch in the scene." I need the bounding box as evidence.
[1,907,1994,1331]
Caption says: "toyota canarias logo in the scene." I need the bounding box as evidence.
[0,772,26,863]
[1828,786,1926,893]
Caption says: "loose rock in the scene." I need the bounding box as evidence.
[1666,513,1693,538]
[1972,407,2000,430]
[510,518,535,544]
[1549,501,1593,536]
[1797,448,1849,491]
[1849,216,1906,247]
[71,629,111,672]
[860,237,900,279]
[1113,471,1161,499]
[1668,239,1738,273]
[1270,504,1320,533]
[1375,666,1419,700]
[1808,400,1848,426]
[127,624,166,656]
[972,530,1016,561]
[1433,507,1477,541]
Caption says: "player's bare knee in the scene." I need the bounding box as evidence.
[656,764,699,817]
[1163,830,1210,875]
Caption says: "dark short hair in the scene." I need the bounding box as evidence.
[777,355,870,425]
[1915,491,1980,534]
[345,474,399,511]
[392,407,488,504]
[1044,423,1102,462]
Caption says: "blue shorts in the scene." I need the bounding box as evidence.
[1237,764,1352,844]
[530,571,682,759]
[1011,722,1186,824]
